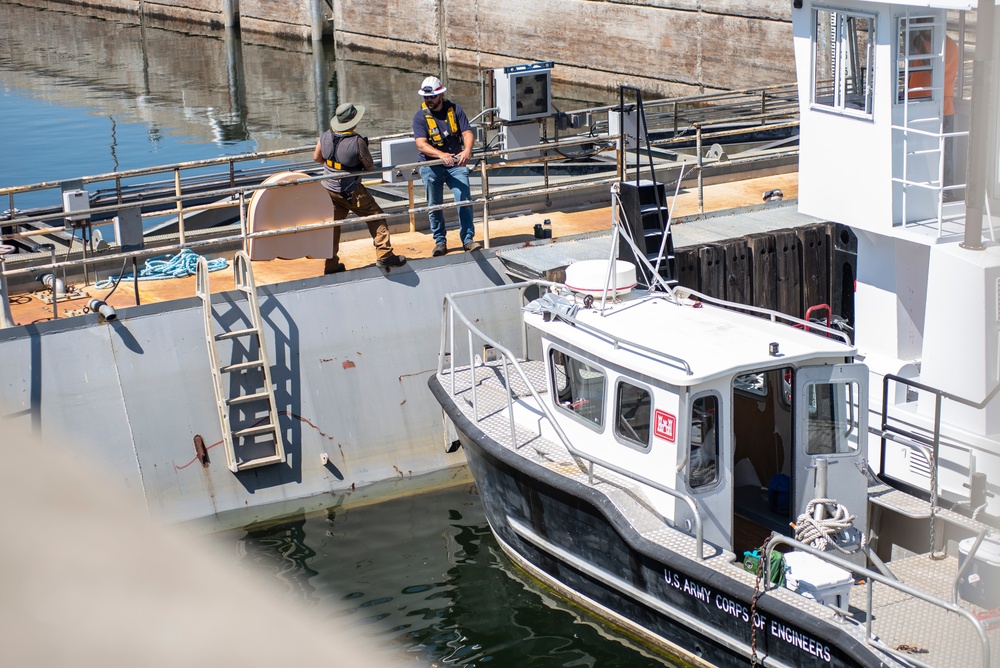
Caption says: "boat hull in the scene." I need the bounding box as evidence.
[429,376,885,668]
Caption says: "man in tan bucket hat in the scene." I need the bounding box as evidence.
[313,102,406,273]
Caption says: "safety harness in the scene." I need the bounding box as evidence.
[421,102,459,149]
[324,131,358,170]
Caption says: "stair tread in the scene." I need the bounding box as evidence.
[227,391,272,405]
[221,360,265,373]
[216,327,259,340]
[233,423,277,438]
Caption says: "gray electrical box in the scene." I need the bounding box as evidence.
[494,62,553,122]
[381,137,421,183]
[500,123,541,160]
[114,207,144,252]
[608,107,647,150]
[62,189,91,225]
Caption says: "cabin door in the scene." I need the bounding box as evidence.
[792,364,869,545]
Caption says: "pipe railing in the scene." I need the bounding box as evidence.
[1,86,803,321]
[763,533,991,668]
[878,372,1000,548]
[438,280,707,560]
[671,286,854,346]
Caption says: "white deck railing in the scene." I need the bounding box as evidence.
[437,280,708,560]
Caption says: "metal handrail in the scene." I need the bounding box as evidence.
[878,373,1000,540]
[537,297,694,376]
[764,534,991,668]
[672,286,854,346]
[438,280,707,560]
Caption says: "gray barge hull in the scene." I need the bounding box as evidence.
[0,253,519,528]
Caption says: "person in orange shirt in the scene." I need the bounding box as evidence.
[908,32,960,198]
[943,35,960,195]
[907,31,932,100]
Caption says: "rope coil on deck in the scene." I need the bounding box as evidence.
[94,249,228,289]
[794,498,865,554]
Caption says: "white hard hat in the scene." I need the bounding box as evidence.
[418,76,447,97]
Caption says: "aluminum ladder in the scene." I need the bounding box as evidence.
[196,251,285,472]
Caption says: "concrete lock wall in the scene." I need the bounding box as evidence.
[28,0,795,95]
[333,0,796,97]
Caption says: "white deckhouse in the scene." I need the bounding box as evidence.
[793,0,1000,519]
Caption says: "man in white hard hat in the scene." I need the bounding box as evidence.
[313,102,406,273]
[412,76,480,256]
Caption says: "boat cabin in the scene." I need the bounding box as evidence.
[792,0,1000,517]
[523,287,868,555]
[792,0,991,233]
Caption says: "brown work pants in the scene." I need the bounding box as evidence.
[326,184,394,264]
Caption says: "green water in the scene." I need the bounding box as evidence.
[214,484,682,667]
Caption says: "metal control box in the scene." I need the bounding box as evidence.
[608,108,646,150]
[494,62,553,122]
[500,123,541,160]
[381,137,421,183]
[114,207,144,252]
[62,189,91,224]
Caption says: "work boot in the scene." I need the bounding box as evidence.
[432,244,447,257]
[324,259,346,274]
[464,240,482,252]
[376,254,407,269]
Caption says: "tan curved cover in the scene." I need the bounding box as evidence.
[247,171,336,260]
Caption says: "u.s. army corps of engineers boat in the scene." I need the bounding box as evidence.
[430,0,1000,665]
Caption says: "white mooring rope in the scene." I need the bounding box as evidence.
[794,498,865,554]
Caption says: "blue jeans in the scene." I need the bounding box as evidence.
[420,164,474,246]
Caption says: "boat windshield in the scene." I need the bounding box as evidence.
[550,348,606,427]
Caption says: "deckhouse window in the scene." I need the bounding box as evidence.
[615,381,652,449]
[689,395,719,488]
[896,16,935,104]
[805,380,860,455]
[550,349,606,428]
[813,8,875,117]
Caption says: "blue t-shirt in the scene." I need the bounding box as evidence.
[412,101,472,161]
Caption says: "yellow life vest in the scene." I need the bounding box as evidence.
[421,102,459,149]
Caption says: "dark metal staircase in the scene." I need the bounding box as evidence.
[616,86,676,290]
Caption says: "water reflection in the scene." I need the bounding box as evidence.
[0,3,610,165]
[221,485,674,667]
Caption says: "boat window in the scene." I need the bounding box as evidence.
[689,394,719,488]
[734,371,767,397]
[896,16,935,104]
[813,8,875,117]
[549,349,606,428]
[805,380,860,454]
[615,381,652,449]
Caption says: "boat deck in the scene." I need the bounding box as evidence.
[439,357,1000,667]
[4,173,797,327]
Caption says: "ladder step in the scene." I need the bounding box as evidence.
[235,454,286,471]
[221,360,265,374]
[227,391,272,405]
[232,423,277,439]
[216,327,258,340]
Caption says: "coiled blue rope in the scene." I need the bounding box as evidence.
[94,249,228,289]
